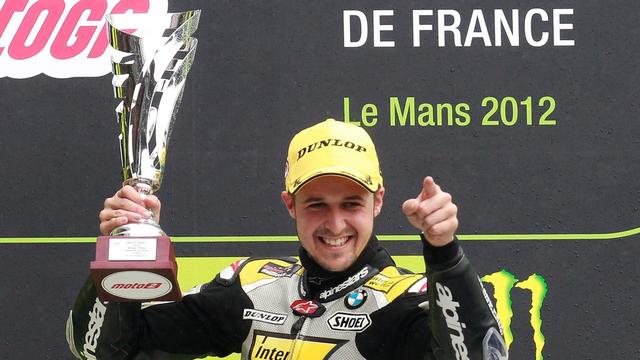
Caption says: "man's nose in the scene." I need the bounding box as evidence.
[324,208,347,234]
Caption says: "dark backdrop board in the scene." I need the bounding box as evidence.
[0,0,638,359]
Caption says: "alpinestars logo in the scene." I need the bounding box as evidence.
[435,282,469,360]
[319,267,369,300]
[81,297,106,360]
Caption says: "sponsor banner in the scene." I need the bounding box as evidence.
[0,0,168,78]
[0,0,638,359]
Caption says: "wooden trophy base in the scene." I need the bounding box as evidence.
[90,236,182,302]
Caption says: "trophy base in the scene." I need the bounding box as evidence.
[90,236,181,302]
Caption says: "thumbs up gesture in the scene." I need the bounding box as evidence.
[402,177,458,247]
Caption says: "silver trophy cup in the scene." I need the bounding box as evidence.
[107,10,200,236]
[90,10,200,302]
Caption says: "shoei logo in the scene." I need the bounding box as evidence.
[482,270,548,360]
[249,330,347,360]
[327,312,371,332]
[0,0,168,78]
[102,271,172,300]
[296,138,367,160]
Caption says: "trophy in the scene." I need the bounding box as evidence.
[90,10,200,302]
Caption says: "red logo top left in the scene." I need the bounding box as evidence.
[0,0,168,78]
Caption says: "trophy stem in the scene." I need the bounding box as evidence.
[123,178,156,195]
[135,182,153,195]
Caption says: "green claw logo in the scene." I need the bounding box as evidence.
[482,270,548,360]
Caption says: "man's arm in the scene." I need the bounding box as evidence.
[403,177,507,359]
[67,187,252,359]
[67,272,253,359]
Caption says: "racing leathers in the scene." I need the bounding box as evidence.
[66,235,506,359]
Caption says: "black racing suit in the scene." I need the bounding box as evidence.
[66,236,506,359]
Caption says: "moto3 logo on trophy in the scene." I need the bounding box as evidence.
[0,0,168,78]
[102,271,172,300]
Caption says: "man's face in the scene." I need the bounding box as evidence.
[281,176,384,272]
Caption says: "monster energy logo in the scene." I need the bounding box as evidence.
[482,270,548,360]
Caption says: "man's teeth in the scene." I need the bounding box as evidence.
[321,236,349,246]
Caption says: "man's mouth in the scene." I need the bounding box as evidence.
[319,235,352,247]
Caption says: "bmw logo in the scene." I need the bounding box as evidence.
[344,289,368,309]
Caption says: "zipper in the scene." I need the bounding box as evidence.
[289,315,307,360]
[290,315,306,336]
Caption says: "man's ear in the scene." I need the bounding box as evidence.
[281,191,296,219]
[373,186,385,217]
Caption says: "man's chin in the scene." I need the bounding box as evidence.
[318,257,355,273]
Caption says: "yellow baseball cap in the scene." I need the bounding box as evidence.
[285,119,383,194]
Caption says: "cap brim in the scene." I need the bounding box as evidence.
[288,166,379,194]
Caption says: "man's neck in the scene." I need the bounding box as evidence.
[298,235,394,301]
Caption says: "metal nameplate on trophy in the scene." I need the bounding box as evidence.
[90,10,200,302]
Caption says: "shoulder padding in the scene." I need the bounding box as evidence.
[215,257,301,287]
[364,266,427,303]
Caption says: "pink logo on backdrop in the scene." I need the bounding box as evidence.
[0,0,168,78]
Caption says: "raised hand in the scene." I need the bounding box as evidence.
[402,177,458,247]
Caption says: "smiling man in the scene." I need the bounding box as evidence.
[67,119,507,360]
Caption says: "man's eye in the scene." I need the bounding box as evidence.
[343,202,362,209]
[308,203,326,209]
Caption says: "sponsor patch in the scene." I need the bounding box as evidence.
[249,330,346,360]
[259,262,301,278]
[327,312,371,332]
[344,289,368,309]
[364,274,395,293]
[318,266,371,300]
[243,309,288,325]
[290,299,326,318]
